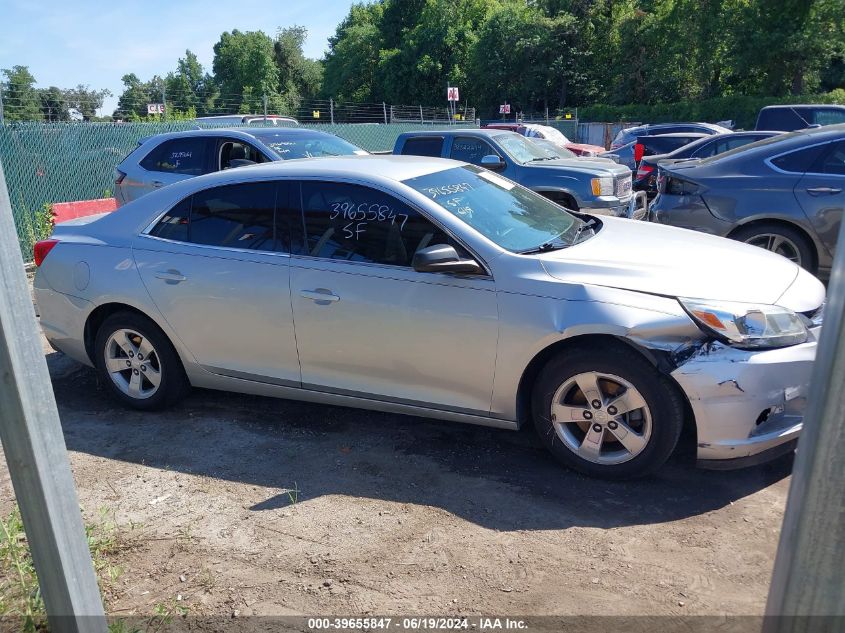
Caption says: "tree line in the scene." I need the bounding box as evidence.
[2,0,843,123]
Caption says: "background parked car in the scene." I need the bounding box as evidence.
[755,104,845,131]
[482,122,605,157]
[395,129,637,216]
[634,131,782,198]
[609,122,732,151]
[114,128,367,205]
[605,132,710,171]
[648,124,845,277]
[193,114,299,127]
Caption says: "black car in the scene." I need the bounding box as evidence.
[604,132,709,171]
[648,124,845,277]
[634,131,782,198]
[609,122,732,151]
[756,105,845,132]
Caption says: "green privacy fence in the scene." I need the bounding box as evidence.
[0,120,478,261]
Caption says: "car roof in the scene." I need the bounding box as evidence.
[638,132,710,139]
[200,154,462,183]
[401,128,514,138]
[760,104,845,110]
[142,127,338,143]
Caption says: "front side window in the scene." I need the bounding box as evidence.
[299,181,450,266]
[450,137,497,165]
[404,165,582,252]
[812,109,845,126]
[148,182,285,252]
[140,137,209,175]
[219,141,267,170]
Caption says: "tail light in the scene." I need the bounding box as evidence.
[634,143,645,164]
[636,163,654,181]
[34,239,59,267]
[114,169,126,185]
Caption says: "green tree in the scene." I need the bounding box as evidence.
[39,86,67,121]
[322,3,385,101]
[212,30,281,113]
[62,84,112,119]
[165,50,212,115]
[113,73,155,119]
[2,65,41,121]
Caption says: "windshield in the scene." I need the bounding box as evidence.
[253,132,367,159]
[403,165,583,252]
[494,133,559,164]
[527,138,577,159]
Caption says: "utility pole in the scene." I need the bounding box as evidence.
[764,215,845,631]
[0,161,107,633]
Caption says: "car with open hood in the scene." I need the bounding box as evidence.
[34,155,823,478]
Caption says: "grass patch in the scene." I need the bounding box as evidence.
[0,505,140,631]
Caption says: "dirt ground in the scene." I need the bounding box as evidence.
[0,315,794,624]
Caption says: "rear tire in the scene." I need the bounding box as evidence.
[531,343,684,479]
[94,311,189,410]
[730,223,815,273]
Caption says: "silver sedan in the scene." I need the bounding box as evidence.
[34,156,825,478]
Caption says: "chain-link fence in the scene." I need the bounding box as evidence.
[0,120,479,261]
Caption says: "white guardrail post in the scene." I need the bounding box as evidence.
[0,160,107,632]
[764,219,845,631]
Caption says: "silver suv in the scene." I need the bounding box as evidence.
[114,128,366,205]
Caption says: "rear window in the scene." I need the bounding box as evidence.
[140,137,209,175]
[758,108,809,131]
[401,136,444,157]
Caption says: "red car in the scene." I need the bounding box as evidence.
[482,123,606,156]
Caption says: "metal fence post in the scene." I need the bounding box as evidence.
[263,94,268,123]
[420,105,424,124]
[382,102,387,125]
[0,84,5,126]
[0,159,107,632]
[329,98,334,125]
[764,219,845,630]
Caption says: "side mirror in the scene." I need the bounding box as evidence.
[412,244,485,275]
[481,154,506,171]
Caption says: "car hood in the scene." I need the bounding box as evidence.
[537,216,824,310]
[525,158,630,177]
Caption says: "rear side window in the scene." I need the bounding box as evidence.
[141,137,209,175]
[817,141,845,175]
[148,182,287,252]
[771,145,828,173]
[299,181,451,266]
[401,137,444,157]
[758,108,808,131]
[149,197,190,241]
[190,183,281,251]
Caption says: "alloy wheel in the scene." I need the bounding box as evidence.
[103,328,162,400]
[550,371,652,465]
[744,233,802,266]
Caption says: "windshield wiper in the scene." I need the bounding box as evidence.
[518,240,567,255]
[528,156,556,162]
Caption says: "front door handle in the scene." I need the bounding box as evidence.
[152,180,165,188]
[300,289,340,303]
[154,270,186,284]
[806,187,842,196]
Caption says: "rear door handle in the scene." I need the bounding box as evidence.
[300,289,340,303]
[806,187,842,196]
[154,270,186,283]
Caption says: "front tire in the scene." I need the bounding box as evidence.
[94,311,189,410]
[531,344,684,478]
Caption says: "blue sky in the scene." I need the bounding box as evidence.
[1,0,357,115]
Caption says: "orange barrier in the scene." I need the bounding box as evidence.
[52,198,118,224]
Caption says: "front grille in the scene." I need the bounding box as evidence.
[615,174,632,198]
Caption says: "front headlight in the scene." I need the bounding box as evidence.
[679,298,809,349]
[591,176,613,196]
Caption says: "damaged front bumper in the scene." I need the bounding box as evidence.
[670,330,819,468]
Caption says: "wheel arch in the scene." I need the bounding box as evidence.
[727,216,821,273]
[514,333,696,444]
[84,301,183,367]
[534,188,579,210]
